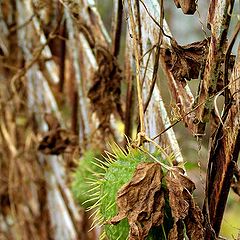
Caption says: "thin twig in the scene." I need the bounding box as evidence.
[152,76,240,141]
[111,0,123,56]
[9,14,35,32]
[139,0,172,40]
[223,21,240,105]
[127,0,145,134]
[143,0,163,113]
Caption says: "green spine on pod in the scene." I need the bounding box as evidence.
[90,145,163,240]
[71,150,105,209]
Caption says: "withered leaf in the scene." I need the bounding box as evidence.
[38,129,79,155]
[171,167,196,193]
[166,167,204,240]
[184,193,204,240]
[110,162,165,240]
[168,220,184,240]
[164,38,209,84]
[165,168,193,220]
[88,46,123,135]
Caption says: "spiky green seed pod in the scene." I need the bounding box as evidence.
[71,150,105,209]
[92,146,162,240]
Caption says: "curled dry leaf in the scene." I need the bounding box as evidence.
[164,39,209,85]
[166,167,204,240]
[165,170,190,220]
[184,192,204,240]
[88,46,123,134]
[38,113,79,155]
[110,162,165,240]
[168,220,184,240]
[38,129,79,155]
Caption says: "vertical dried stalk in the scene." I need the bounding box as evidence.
[65,10,90,144]
[124,33,135,141]
[126,0,145,134]
[111,0,123,57]
[203,47,240,239]
[58,20,66,93]
[194,0,235,134]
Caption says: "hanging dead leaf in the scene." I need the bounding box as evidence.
[168,220,184,240]
[88,46,123,135]
[165,173,189,222]
[184,192,204,240]
[110,162,165,240]
[165,167,204,240]
[38,128,79,155]
[164,38,209,85]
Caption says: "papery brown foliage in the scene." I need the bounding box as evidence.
[38,113,79,155]
[164,39,209,86]
[110,162,165,240]
[88,47,123,134]
[184,192,205,240]
[166,168,204,240]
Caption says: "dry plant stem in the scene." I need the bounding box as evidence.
[124,33,135,141]
[127,0,145,134]
[223,21,240,105]
[142,0,163,111]
[144,33,162,112]
[139,0,195,133]
[59,0,110,47]
[194,0,235,134]
[139,0,172,40]
[65,9,90,143]
[9,14,35,33]
[141,45,155,89]
[134,0,143,56]
[136,0,183,162]
[58,20,67,93]
[203,47,240,239]
[111,0,123,57]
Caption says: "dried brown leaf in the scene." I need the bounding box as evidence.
[88,46,123,134]
[164,39,209,85]
[168,220,184,240]
[165,168,195,220]
[166,167,203,239]
[110,162,165,240]
[38,129,79,155]
[184,193,204,240]
[172,167,196,193]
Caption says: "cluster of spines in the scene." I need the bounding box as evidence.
[84,143,176,240]
[83,144,128,237]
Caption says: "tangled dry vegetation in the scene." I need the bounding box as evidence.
[0,0,239,240]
